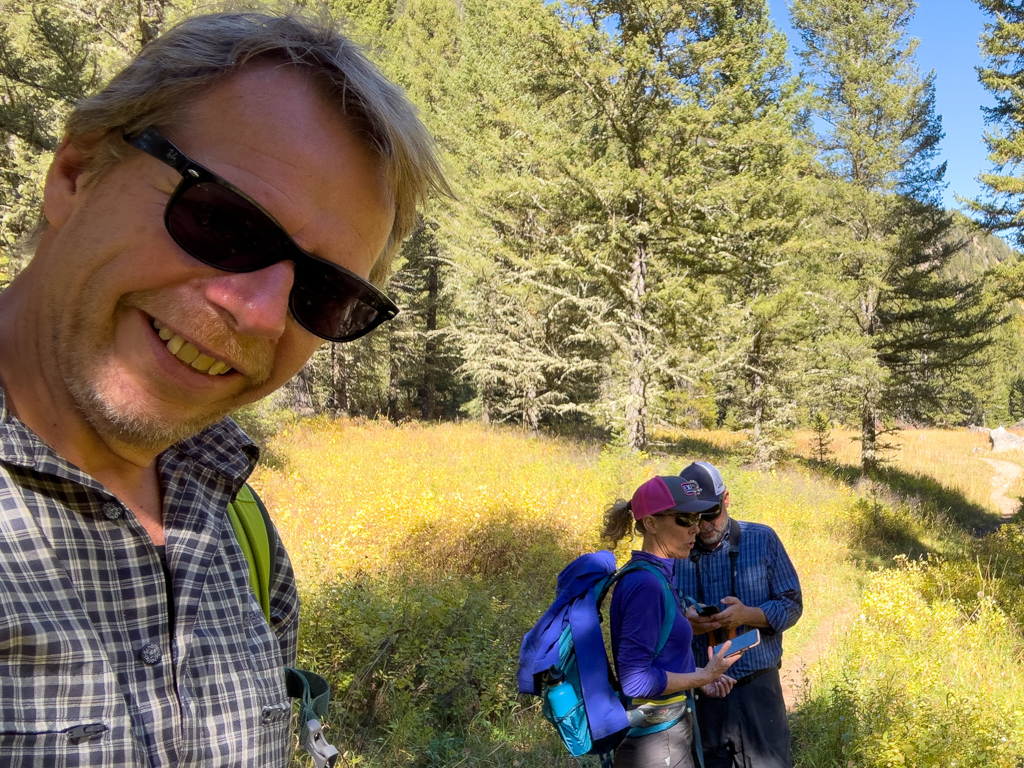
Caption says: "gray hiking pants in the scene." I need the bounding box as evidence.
[613,716,695,768]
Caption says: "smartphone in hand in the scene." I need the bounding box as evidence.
[713,629,760,657]
[697,604,720,617]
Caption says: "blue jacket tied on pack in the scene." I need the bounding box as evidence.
[517,551,630,742]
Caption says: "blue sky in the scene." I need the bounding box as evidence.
[768,0,994,210]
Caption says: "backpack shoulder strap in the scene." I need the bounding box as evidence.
[728,518,741,598]
[227,485,340,767]
[600,561,677,655]
[227,483,274,622]
[728,518,741,557]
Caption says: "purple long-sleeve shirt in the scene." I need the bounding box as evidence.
[610,551,696,700]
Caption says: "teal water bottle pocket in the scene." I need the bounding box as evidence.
[542,666,593,757]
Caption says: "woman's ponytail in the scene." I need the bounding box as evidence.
[600,499,638,547]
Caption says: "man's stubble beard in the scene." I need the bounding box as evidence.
[61,342,239,453]
[698,518,729,549]
[58,291,275,453]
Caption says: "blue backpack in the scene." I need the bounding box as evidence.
[517,552,681,766]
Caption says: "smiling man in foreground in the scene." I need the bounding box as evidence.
[0,12,444,766]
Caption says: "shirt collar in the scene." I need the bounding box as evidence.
[629,549,677,578]
[0,382,258,488]
[170,416,259,487]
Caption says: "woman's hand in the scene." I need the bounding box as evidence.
[701,674,736,698]
[701,641,740,685]
[659,639,742,696]
[685,605,721,635]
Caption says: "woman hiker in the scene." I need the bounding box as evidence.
[602,475,741,768]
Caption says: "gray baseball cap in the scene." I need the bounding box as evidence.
[679,461,726,514]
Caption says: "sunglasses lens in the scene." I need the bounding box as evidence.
[703,504,722,520]
[291,259,389,341]
[167,182,288,271]
[167,179,396,342]
[675,515,701,527]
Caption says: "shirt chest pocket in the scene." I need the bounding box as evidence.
[0,617,138,765]
[185,592,292,760]
[188,591,289,698]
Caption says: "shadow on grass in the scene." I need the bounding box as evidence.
[789,677,862,768]
[295,515,595,768]
[799,458,1001,535]
[650,434,747,464]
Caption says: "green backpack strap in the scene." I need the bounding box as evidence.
[287,668,338,767]
[227,484,339,768]
[227,484,273,622]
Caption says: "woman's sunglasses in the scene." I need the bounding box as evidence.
[123,127,399,342]
[657,512,704,527]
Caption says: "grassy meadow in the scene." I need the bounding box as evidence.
[794,427,1023,521]
[241,414,1024,767]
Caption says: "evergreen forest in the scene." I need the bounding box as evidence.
[6,0,1024,471]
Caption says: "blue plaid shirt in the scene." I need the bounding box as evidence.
[673,520,802,680]
[0,385,299,767]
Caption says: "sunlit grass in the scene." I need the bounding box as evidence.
[252,418,648,582]
[793,559,1024,768]
[245,418,1023,767]
[253,421,862,656]
[251,419,866,766]
[793,427,1006,516]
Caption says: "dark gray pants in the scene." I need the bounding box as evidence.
[613,716,695,768]
[695,667,791,768]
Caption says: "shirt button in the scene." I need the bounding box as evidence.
[101,501,123,520]
[138,643,162,665]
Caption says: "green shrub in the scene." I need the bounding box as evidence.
[793,559,1024,768]
[295,569,584,767]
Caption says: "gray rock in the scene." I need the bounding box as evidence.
[990,426,1024,452]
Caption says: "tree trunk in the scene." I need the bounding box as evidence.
[288,364,314,413]
[751,334,765,442]
[861,401,878,474]
[524,380,539,433]
[328,344,351,415]
[481,382,492,426]
[387,345,401,421]
[419,259,439,420]
[137,0,165,47]
[625,239,649,452]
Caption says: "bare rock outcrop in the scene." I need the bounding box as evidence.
[990,426,1024,453]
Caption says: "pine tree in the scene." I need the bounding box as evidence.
[791,0,997,472]
[0,0,194,286]
[809,411,833,463]
[974,0,1024,241]
[472,0,808,449]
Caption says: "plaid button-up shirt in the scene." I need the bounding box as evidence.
[674,520,802,679]
[0,385,299,767]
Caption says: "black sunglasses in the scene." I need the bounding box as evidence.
[123,127,399,342]
[657,512,704,527]
[700,503,724,522]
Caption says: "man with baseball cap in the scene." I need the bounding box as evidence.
[673,461,802,768]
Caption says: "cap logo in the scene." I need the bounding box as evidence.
[681,480,701,497]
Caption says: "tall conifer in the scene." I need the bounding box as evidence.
[792,0,995,471]
[479,0,805,449]
[975,0,1024,239]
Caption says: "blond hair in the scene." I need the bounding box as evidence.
[600,499,643,548]
[64,11,449,284]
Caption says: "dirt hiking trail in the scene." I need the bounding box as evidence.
[783,458,1019,711]
[781,599,858,711]
[978,457,1022,520]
